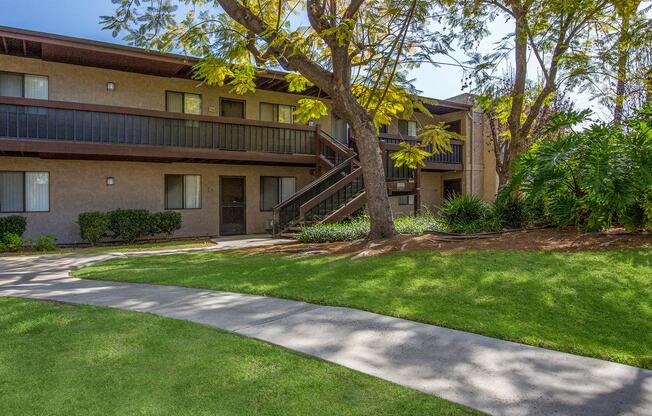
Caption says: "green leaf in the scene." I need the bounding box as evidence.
[294,99,328,124]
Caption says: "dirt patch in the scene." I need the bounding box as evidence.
[244,228,652,256]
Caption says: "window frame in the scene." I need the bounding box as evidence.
[259,102,296,124]
[398,119,417,136]
[164,174,202,210]
[0,71,49,100]
[165,90,203,115]
[0,170,50,213]
[260,176,297,212]
[219,97,246,119]
[398,194,415,206]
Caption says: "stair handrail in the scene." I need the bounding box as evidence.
[273,155,357,210]
[319,130,353,157]
[299,167,363,217]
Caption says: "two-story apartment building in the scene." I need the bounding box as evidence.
[0,26,498,244]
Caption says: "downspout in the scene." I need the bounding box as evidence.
[466,110,474,197]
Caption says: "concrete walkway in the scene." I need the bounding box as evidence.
[0,239,650,416]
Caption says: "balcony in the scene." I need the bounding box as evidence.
[379,133,463,171]
[0,97,464,171]
[0,97,317,165]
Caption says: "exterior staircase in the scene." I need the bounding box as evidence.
[273,130,415,235]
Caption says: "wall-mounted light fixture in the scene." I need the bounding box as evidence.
[106,177,115,186]
[106,82,116,92]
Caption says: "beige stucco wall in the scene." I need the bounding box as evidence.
[0,54,334,134]
[0,156,312,244]
[1,53,500,240]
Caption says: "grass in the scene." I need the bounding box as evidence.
[0,297,475,416]
[0,239,214,257]
[74,248,652,369]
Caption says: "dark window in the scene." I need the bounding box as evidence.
[398,195,415,206]
[0,72,48,99]
[0,171,49,213]
[220,99,245,118]
[165,175,201,209]
[260,176,296,211]
[379,124,389,134]
[166,91,202,115]
[260,102,295,123]
[445,120,462,135]
[443,179,462,200]
[398,120,417,136]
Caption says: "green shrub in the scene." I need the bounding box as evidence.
[494,191,528,229]
[298,213,447,243]
[394,212,446,234]
[509,106,652,231]
[2,233,23,252]
[32,235,57,252]
[0,215,27,239]
[79,212,110,245]
[440,194,500,233]
[108,209,152,243]
[80,209,184,244]
[298,216,369,243]
[151,211,182,236]
[643,189,652,232]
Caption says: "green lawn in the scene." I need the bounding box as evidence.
[74,248,652,369]
[1,239,214,257]
[0,297,474,416]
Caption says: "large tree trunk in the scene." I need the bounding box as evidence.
[349,119,397,239]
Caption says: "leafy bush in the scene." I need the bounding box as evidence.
[394,212,446,234]
[494,189,529,229]
[2,233,23,252]
[80,209,183,244]
[108,209,153,243]
[643,188,652,232]
[0,215,27,239]
[32,235,57,252]
[298,216,369,243]
[79,212,110,245]
[510,106,652,232]
[440,194,500,233]
[151,211,182,236]
[298,213,447,243]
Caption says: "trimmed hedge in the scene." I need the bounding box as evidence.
[151,211,183,236]
[0,215,27,239]
[109,209,152,243]
[79,212,111,246]
[78,209,183,244]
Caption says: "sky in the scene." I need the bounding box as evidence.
[0,0,596,110]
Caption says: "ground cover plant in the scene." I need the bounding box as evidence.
[75,247,652,369]
[0,297,474,416]
[297,213,445,243]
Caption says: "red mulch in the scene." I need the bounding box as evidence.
[248,228,651,257]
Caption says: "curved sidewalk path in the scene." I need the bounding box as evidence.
[1,238,650,416]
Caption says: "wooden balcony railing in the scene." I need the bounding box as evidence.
[0,97,316,156]
[379,133,464,169]
[0,97,463,172]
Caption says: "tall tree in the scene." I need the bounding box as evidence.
[102,0,453,239]
[476,74,576,184]
[438,0,608,186]
[587,0,651,123]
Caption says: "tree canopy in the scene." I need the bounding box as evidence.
[102,0,462,238]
